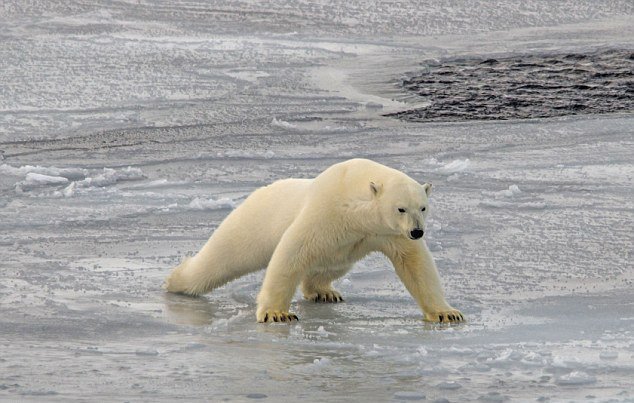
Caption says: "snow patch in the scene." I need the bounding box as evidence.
[270,117,349,133]
[187,197,238,211]
[207,310,246,331]
[123,179,189,189]
[480,200,547,209]
[217,149,276,159]
[556,371,597,385]
[225,70,270,83]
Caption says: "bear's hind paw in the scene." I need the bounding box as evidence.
[425,309,465,323]
[306,290,344,303]
[257,310,299,323]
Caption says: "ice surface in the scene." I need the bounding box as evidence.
[1,1,633,402]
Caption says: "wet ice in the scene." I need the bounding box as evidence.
[1,1,633,402]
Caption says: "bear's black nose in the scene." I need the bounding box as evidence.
[410,229,424,239]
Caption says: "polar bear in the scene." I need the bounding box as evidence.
[165,158,464,324]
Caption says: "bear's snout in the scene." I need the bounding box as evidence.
[410,229,424,240]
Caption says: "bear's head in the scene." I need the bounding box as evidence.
[370,179,432,240]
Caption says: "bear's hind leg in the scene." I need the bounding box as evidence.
[164,257,245,296]
[301,264,350,303]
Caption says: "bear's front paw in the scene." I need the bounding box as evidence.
[424,309,465,323]
[305,290,344,303]
[257,310,299,323]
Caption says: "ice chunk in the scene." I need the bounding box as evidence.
[0,163,86,180]
[599,351,618,360]
[508,184,521,194]
[316,326,329,336]
[312,357,331,367]
[19,390,58,396]
[123,179,188,189]
[393,391,425,400]
[552,355,583,369]
[17,173,69,190]
[436,381,462,390]
[518,202,547,209]
[75,167,144,188]
[556,371,597,385]
[225,70,270,83]
[365,102,384,110]
[62,182,76,198]
[271,117,299,130]
[134,348,159,356]
[493,185,522,199]
[437,159,471,174]
[2,164,145,194]
[246,393,268,399]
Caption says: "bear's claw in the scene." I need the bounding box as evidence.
[426,309,465,323]
[259,311,299,323]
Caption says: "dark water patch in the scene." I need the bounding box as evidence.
[387,50,633,122]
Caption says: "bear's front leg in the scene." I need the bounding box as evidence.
[256,267,301,323]
[256,263,301,323]
[255,224,310,323]
[384,239,464,323]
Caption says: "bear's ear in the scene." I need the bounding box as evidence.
[370,181,383,197]
[422,182,432,196]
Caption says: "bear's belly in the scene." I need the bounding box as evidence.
[310,237,376,269]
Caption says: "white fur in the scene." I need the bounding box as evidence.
[164,158,463,323]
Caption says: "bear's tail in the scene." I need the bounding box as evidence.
[164,257,205,296]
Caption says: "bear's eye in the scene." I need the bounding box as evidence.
[421,207,426,212]
[397,208,406,213]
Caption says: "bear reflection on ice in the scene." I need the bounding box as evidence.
[165,158,464,324]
